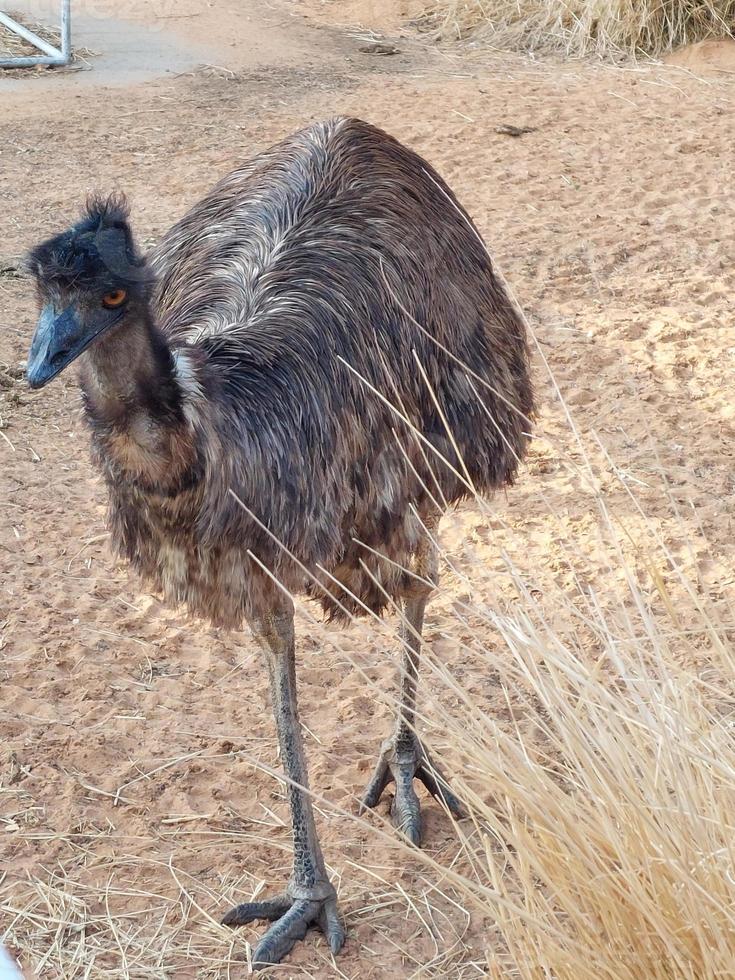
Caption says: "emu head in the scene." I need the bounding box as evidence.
[26,194,150,389]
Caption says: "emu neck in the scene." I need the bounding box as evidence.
[80,315,170,413]
[79,315,196,489]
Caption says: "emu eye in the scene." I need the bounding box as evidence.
[102,289,127,309]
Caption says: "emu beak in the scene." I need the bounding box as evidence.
[27,304,87,389]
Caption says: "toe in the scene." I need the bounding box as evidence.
[251,899,319,967]
[360,754,391,811]
[391,769,422,845]
[318,896,346,954]
[221,894,292,927]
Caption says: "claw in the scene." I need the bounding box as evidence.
[222,887,345,969]
[361,732,464,844]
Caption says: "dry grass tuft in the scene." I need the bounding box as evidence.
[422,0,735,58]
[433,559,735,977]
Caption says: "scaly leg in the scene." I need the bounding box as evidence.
[361,519,464,845]
[222,599,344,969]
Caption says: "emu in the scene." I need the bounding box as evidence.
[26,117,533,968]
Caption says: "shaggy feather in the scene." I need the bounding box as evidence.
[28,117,533,626]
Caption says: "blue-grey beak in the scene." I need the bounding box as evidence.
[27,303,100,389]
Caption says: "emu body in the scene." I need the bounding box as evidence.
[27,117,533,968]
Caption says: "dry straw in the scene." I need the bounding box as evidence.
[429,524,735,978]
[425,0,735,57]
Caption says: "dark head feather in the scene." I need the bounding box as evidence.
[83,190,131,227]
[27,192,150,295]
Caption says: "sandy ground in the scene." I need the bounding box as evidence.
[2,1,735,977]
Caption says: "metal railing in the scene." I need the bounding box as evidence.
[0,1,71,69]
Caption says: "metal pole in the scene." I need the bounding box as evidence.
[0,1,72,69]
[60,0,71,62]
[0,54,60,66]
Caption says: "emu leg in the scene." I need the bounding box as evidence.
[222,601,344,968]
[360,527,464,845]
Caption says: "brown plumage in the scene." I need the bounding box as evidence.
[26,117,533,968]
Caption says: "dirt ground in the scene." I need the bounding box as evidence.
[2,1,735,977]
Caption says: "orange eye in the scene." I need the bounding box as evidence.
[102,289,127,309]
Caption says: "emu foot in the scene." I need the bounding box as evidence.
[360,731,464,845]
[222,882,344,970]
